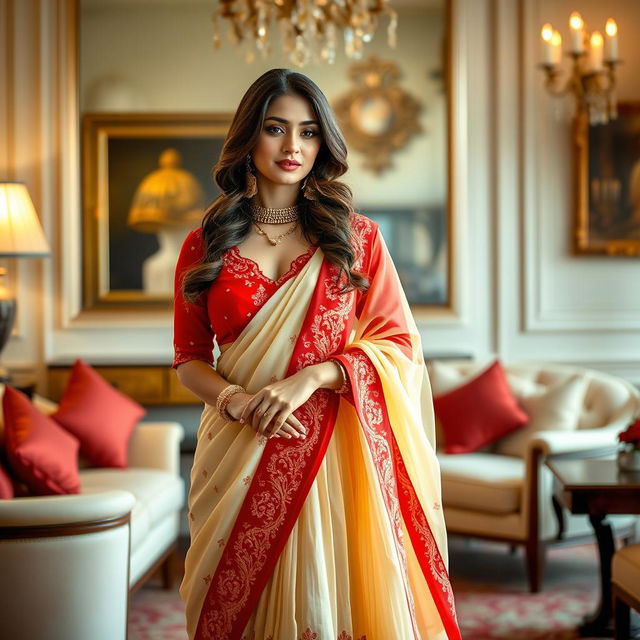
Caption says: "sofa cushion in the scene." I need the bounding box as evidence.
[433,360,529,454]
[0,386,58,436]
[52,360,146,469]
[80,468,183,551]
[495,374,588,457]
[2,386,81,495]
[438,452,524,514]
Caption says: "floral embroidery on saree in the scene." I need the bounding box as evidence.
[396,448,458,618]
[343,351,421,640]
[196,391,331,640]
[341,350,461,639]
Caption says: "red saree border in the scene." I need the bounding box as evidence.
[194,257,353,640]
[333,350,462,640]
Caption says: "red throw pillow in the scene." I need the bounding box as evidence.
[433,360,529,454]
[52,360,146,468]
[2,386,80,495]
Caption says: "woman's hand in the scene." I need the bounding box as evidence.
[237,368,323,439]
[226,391,308,440]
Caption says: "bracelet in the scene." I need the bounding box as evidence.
[216,384,245,422]
[329,358,350,395]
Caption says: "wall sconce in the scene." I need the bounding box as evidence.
[539,12,620,125]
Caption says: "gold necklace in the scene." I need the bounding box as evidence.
[250,202,299,224]
[253,221,299,246]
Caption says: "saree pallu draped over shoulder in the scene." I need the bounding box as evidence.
[180,214,461,640]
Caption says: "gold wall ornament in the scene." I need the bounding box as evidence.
[211,0,398,67]
[333,56,423,175]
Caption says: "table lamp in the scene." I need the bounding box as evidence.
[0,182,50,382]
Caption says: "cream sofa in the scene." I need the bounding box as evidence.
[428,360,640,592]
[0,391,185,640]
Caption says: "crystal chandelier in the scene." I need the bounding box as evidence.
[211,0,398,67]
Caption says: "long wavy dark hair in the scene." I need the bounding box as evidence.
[181,68,369,303]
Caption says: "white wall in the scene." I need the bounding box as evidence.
[500,0,640,380]
[1,0,639,388]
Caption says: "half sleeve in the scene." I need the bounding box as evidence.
[171,228,215,369]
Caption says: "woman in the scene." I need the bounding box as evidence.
[173,69,460,640]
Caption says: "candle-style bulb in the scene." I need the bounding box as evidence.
[541,23,553,42]
[589,31,604,71]
[569,12,585,54]
[569,12,584,30]
[604,17,619,62]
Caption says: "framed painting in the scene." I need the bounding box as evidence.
[365,206,450,308]
[574,102,640,256]
[81,112,232,312]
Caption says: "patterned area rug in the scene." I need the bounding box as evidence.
[128,539,602,640]
[449,540,600,640]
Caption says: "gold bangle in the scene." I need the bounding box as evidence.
[216,384,245,421]
[330,358,350,394]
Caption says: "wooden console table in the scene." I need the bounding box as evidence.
[46,363,201,405]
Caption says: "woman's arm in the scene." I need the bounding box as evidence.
[177,359,309,439]
[175,359,231,406]
[237,360,346,437]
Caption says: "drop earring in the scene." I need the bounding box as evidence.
[244,155,257,198]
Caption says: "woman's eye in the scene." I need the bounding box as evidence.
[266,125,284,135]
[302,129,319,138]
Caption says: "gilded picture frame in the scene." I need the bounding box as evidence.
[574,102,640,256]
[81,112,232,312]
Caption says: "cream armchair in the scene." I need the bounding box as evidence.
[428,360,640,593]
[0,391,185,640]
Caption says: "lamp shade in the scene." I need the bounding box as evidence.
[0,182,50,257]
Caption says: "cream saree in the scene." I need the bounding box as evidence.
[180,214,460,640]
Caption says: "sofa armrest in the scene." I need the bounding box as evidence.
[0,490,135,528]
[529,424,621,457]
[127,422,184,476]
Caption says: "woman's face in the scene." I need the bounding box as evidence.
[251,93,322,189]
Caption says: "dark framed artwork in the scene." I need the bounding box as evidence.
[81,112,232,312]
[365,207,449,307]
[574,102,640,256]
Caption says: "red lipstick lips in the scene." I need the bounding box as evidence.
[276,160,301,171]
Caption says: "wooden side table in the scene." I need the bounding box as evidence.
[547,457,640,638]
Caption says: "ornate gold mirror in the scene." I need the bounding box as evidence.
[334,56,423,175]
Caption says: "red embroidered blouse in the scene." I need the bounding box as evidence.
[172,228,317,369]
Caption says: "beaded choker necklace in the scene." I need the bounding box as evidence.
[250,202,299,224]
